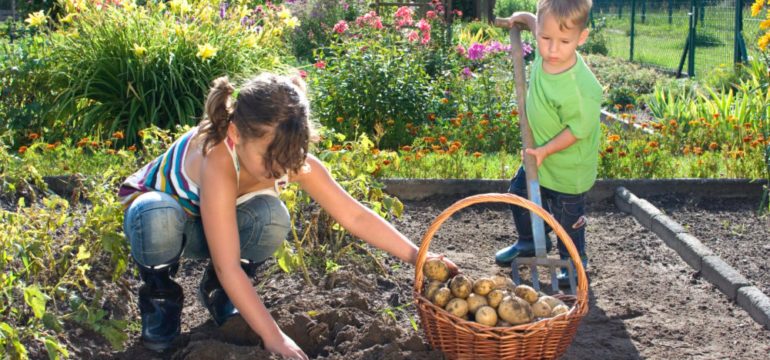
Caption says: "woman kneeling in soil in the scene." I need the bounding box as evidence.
[119,73,458,359]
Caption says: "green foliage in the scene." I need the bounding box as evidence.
[14,0,293,145]
[493,0,537,17]
[580,17,608,56]
[284,0,367,62]
[584,54,668,106]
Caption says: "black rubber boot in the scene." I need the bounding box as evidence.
[198,260,260,326]
[137,262,183,352]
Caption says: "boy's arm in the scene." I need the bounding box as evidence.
[526,128,578,167]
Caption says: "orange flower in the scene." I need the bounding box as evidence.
[743,135,753,143]
[371,148,380,155]
[415,152,423,160]
[440,98,449,104]
[607,134,620,142]
[652,123,663,130]
[386,119,395,126]
[128,145,137,151]
[644,161,652,167]
[708,142,718,150]
[669,119,677,127]
[46,143,56,150]
[428,113,436,121]
[683,145,691,155]
[104,140,112,147]
[647,141,659,148]
[435,149,445,155]
[472,152,482,158]
[451,141,462,148]
[77,138,89,147]
[404,156,412,161]
[401,145,412,152]
[693,146,703,155]
[743,122,752,129]
[405,123,413,129]
[510,109,519,116]
[447,145,458,154]
[330,144,343,151]
[713,113,719,119]
[18,146,28,154]
[688,120,699,127]
[382,159,391,166]
[431,145,441,151]
[336,117,344,123]
[605,145,614,153]
[112,131,124,139]
[476,133,484,139]
[479,120,489,126]
[614,104,622,110]
[438,136,447,144]
[625,104,634,110]
[28,133,40,140]
[618,151,627,157]
[138,130,145,138]
[423,137,435,143]
[90,141,99,147]
[106,149,116,155]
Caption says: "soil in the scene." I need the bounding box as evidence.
[44,196,770,359]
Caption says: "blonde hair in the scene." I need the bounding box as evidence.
[537,0,592,31]
[199,73,319,178]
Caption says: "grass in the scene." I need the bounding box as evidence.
[593,5,765,77]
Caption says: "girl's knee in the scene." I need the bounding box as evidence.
[125,192,186,266]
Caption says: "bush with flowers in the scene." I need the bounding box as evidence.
[9,0,297,145]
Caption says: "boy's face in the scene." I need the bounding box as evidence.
[536,12,589,74]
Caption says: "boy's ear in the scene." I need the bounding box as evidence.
[577,28,590,46]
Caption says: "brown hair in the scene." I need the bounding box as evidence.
[537,0,592,31]
[199,73,318,178]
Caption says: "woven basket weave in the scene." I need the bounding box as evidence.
[413,193,589,360]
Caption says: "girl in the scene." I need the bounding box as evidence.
[119,73,457,359]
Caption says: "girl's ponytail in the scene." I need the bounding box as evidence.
[200,76,235,154]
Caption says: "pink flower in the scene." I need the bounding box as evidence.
[314,60,326,69]
[407,30,419,43]
[452,9,462,17]
[298,70,307,79]
[426,10,437,19]
[467,43,485,60]
[355,11,383,30]
[417,19,431,33]
[455,44,466,56]
[461,67,473,79]
[421,32,431,45]
[333,20,349,34]
[394,6,414,28]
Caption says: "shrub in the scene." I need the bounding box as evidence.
[285,0,367,62]
[493,0,537,18]
[18,0,294,145]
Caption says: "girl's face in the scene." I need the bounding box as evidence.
[228,123,279,181]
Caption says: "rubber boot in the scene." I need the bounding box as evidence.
[495,236,553,266]
[137,262,184,352]
[557,255,589,287]
[198,260,260,326]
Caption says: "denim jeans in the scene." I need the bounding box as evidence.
[124,191,290,267]
[508,167,588,263]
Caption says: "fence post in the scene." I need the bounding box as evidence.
[617,0,622,18]
[630,0,636,61]
[668,0,674,24]
[689,0,697,76]
[641,0,646,23]
[734,0,747,64]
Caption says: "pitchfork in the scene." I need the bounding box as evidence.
[494,18,577,294]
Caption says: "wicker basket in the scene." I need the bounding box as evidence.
[413,193,589,360]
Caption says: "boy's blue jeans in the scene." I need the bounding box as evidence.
[508,167,588,264]
[124,191,291,267]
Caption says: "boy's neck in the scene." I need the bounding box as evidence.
[542,53,578,75]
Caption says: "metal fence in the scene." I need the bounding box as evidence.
[591,0,764,77]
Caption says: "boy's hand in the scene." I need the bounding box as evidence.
[525,147,548,167]
[426,252,460,276]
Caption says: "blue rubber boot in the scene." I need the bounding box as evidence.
[495,236,553,266]
[137,263,183,352]
[198,260,260,326]
[557,255,589,287]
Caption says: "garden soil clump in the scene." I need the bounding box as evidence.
[69,196,769,359]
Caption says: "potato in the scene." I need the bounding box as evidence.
[474,306,498,327]
[445,298,469,318]
[423,281,443,300]
[539,295,565,310]
[486,289,505,309]
[551,304,570,317]
[472,277,495,296]
[497,296,534,325]
[432,287,452,308]
[531,298,553,318]
[513,284,539,304]
[423,258,450,282]
[449,274,473,299]
[491,274,515,290]
[466,293,488,314]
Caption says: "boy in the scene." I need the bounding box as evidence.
[494,0,602,286]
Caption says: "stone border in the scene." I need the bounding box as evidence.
[381,178,767,202]
[615,186,770,330]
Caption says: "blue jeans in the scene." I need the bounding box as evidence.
[508,167,588,263]
[124,191,291,267]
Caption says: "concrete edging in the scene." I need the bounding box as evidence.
[614,186,770,330]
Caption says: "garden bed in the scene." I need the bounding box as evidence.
[58,195,770,360]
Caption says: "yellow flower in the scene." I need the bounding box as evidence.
[59,13,75,24]
[759,32,770,50]
[133,43,147,57]
[284,16,300,29]
[196,43,218,60]
[761,18,770,30]
[751,0,765,17]
[278,8,291,19]
[175,24,188,37]
[25,11,47,27]
[170,0,191,14]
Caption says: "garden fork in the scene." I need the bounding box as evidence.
[494,18,577,294]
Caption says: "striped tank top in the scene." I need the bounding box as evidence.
[119,126,288,216]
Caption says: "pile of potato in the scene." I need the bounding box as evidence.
[422,258,569,327]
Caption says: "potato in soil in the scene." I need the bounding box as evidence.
[486,289,505,308]
[466,293,488,314]
[514,284,539,304]
[472,277,495,296]
[531,298,553,318]
[432,287,452,307]
[445,298,469,318]
[497,296,534,325]
[474,306,498,327]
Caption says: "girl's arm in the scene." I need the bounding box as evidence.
[199,146,307,360]
[294,155,458,272]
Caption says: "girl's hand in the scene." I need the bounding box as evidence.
[426,253,460,277]
[264,331,308,360]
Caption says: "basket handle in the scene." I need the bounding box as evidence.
[414,193,588,303]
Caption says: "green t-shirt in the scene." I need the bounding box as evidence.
[526,53,602,194]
